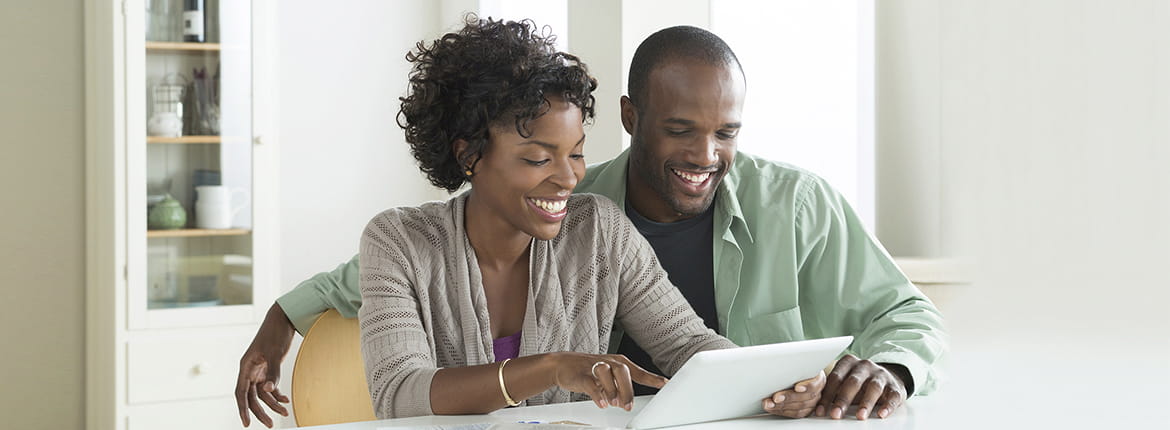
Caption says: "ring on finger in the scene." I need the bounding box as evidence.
[591,361,606,378]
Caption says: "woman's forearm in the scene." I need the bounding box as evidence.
[429,353,560,415]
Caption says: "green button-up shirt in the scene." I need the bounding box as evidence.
[277,149,946,395]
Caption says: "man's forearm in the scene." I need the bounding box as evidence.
[259,302,296,347]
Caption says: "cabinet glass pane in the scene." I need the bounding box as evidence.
[144,0,253,310]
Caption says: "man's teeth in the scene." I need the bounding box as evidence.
[529,198,567,214]
[672,168,711,184]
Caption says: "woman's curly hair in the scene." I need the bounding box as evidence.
[398,15,598,192]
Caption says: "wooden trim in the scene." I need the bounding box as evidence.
[146,136,222,144]
[147,228,251,238]
[144,41,222,52]
[85,0,127,428]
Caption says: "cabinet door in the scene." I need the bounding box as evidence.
[128,0,270,329]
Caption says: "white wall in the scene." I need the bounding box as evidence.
[0,0,86,428]
[713,0,876,229]
[879,1,1170,427]
[276,0,445,292]
[566,0,715,163]
[876,1,944,257]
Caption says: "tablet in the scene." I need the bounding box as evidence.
[626,336,853,429]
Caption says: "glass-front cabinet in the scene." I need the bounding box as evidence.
[134,0,260,327]
[87,0,276,428]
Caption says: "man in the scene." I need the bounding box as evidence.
[236,26,945,427]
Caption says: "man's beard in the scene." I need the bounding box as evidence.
[629,134,720,218]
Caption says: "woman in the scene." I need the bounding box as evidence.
[358,16,736,419]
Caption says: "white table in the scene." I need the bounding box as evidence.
[304,395,944,429]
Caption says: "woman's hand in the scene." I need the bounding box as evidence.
[549,352,668,411]
[762,370,825,418]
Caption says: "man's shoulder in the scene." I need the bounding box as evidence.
[729,151,820,182]
[725,151,831,205]
[579,158,619,191]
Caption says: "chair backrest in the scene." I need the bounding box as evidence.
[291,309,377,426]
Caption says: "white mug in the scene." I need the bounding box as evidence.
[195,185,248,229]
[147,111,183,137]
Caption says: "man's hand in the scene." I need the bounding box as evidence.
[235,303,297,428]
[762,370,825,418]
[816,355,908,420]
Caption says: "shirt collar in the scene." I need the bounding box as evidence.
[714,163,753,245]
[585,148,753,244]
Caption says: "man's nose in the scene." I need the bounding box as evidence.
[687,135,720,168]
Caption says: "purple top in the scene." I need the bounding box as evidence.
[492,331,522,362]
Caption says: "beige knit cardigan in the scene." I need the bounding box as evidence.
[358,193,736,418]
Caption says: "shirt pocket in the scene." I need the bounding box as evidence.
[746,306,806,344]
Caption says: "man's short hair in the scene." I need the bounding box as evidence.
[626,25,743,109]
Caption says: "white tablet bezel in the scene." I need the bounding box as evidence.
[626,335,854,429]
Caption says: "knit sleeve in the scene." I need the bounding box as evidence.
[598,196,737,375]
[358,212,439,419]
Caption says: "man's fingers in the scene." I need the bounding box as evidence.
[765,394,817,410]
[246,383,274,428]
[235,380,251,427]
[779,398,820,414]
[875,389,905,419]
[774,386,821,405]
[271,387,290,403]
[795,370,826,393]
[818,356,857,416]
[764,398,815,419]
[854,379,885,420]
[257,388,289,417]
[260,381,290,413]
[781,407,816,419]
[828,373,866,419]
[235,359,257,427]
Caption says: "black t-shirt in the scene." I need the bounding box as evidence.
[618,200,717,395]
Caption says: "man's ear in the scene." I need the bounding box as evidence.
[620,95,638,136]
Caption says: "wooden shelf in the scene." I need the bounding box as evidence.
[147,228,250,238]
[147,136,221,144]
[145,41,222,52]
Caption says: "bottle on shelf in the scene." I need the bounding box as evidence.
[183,0,205,43]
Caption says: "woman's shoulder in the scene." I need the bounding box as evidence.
[362,198,458,249]
[558,193,625,240]
[565,193,620,215]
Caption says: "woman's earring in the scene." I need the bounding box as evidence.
[464,169,473,177]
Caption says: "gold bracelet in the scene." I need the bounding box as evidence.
[498,358,521,407]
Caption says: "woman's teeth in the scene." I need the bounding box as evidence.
[672,168,711,184]
[529,198,567,214]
